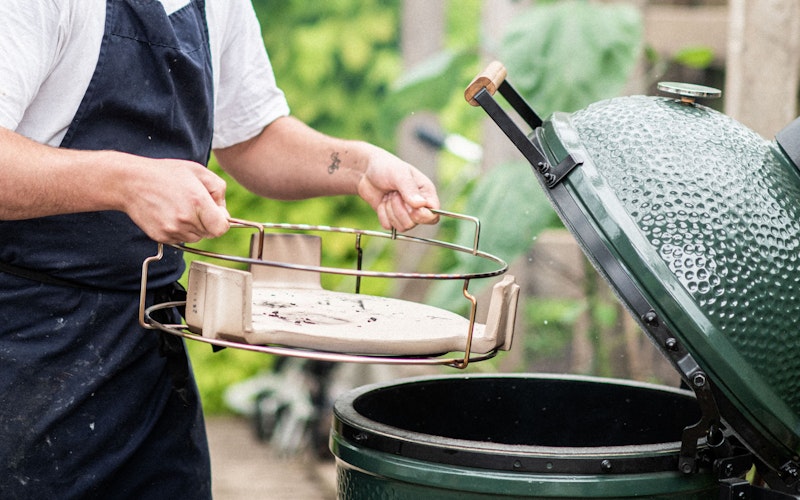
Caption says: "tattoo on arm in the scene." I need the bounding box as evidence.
[328,152,341,174]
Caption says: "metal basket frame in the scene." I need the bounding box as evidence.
[138,209,509,368]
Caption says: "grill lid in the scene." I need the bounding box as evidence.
[466,62,800,491]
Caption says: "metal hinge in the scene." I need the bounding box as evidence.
[678,364,724,475]
[779,461,800,488]
[532,149,583,188]
[638,309,728,476]
[719,478,800,499]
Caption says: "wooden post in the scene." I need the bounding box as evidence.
[479,0,533,173]
[725,0,800,138]
[398,0,445,181]
[393,0,446,302]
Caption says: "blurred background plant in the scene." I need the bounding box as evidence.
[376,0,645,381]
[189,0,408,412]
[186,0,712,413]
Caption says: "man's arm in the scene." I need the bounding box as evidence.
[0,126,230,243]
[213,116,440,231]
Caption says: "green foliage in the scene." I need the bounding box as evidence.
[188,342,274,414]
[457,162,554,261]
[520,294,621,374]
[673,46,715,70]
[252,0,401,145]
[524,298,585,358]
[427,161,558,311]
[382,1,642,127]
[500,0,642,116]
[378,50,479,140]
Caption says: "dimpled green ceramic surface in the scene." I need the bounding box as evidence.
[547,95,800,461]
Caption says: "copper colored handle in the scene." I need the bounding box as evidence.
[464,61,507,106]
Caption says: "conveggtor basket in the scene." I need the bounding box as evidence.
[139,209,519,369]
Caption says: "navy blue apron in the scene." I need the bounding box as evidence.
[0,1,214,498]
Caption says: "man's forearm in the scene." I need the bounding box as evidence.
[213,116,370,200]
[0,126,126,220]
[213,115,440,231]
[0,127,230,243]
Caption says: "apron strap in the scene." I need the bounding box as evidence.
[0,260,90,289]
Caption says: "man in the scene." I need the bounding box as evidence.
[0,1,440,498]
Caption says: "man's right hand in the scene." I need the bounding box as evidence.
[118,156,231,244]
[0,126,230,244]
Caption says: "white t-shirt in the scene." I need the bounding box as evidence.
[0,0,289,150]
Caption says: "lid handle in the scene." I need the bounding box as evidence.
[465,61,507,106]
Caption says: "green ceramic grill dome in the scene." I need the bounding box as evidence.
[537,94,800,484]
[571,95,800,411]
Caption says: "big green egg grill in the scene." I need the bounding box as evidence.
[330,63,800,498]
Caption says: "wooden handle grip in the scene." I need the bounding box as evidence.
[464,61,507,106]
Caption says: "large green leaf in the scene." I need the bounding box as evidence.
[426,161,558,311]
[500,0,642,116]
[376,49,477,140]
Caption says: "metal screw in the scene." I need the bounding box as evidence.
[642,310,659,326]
[723,462,735,477]
[693,373,707,388]
[601,460,612,472]
[665,338,678,351]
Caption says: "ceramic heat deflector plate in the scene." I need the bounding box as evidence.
[184,233,519,356]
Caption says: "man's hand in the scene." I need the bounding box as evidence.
[119,156,231,244]
[0,127,229,244]
[356,146,440,232]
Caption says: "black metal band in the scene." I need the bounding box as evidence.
[332,418,686,475]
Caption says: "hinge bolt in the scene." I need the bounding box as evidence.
[692,373,707,388]
[723,462,735,477]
